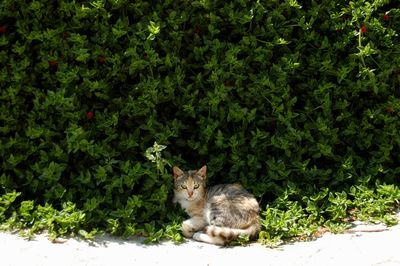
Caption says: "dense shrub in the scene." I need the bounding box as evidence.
[1,1,399,240]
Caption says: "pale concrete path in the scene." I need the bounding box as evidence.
[1,215,399,266]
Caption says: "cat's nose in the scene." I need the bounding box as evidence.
[188,191,194,197]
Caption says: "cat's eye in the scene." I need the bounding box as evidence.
[194,184,200,189]
[180,184,187,189]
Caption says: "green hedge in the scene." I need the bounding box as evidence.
[1,0,399,239]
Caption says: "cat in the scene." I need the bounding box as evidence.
[172,165,260,245]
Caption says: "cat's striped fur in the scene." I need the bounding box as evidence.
[173,165,260,245]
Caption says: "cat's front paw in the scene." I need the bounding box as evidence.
[182,220,195,238]
[192,232,204,241]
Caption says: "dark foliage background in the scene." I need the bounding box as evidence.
[1,0,399,237]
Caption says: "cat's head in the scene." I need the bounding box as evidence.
[173,165,207,201]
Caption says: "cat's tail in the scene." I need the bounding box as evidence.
[203,222,260,245]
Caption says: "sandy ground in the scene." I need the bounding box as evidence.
[1,214,400,266]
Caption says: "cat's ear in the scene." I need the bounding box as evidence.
[173,166,184,179]
[197,165,207,180]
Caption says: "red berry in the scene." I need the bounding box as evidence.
[383,14,390,21]
[98,55,106,64]
[49,60,58,67]
[360,25,366,33]
[386,106,394,113]
[0,25,7,33]
[86,111,94,120]
[194,25,202,35]
[340,15,350,21]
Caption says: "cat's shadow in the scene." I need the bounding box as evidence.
[74,234,239,249]
[73,234,150,248]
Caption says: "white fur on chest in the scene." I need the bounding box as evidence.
[174,193,192,212]
[179,199,191,212]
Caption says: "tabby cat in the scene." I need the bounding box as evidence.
[172,165,260,245]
